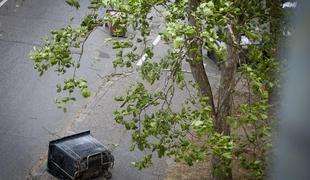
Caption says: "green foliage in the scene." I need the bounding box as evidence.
[29,0,284,179]
[29,26,86,75]
[28,14,101,108]
[113,82,215,167]
[65,0,80,9]
[81,14,103,31]
[209,133,234,177]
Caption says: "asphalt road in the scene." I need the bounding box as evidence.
[0,1,219,179]
[0,0,113,179]
[0,0,171,179]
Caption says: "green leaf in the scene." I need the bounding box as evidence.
[56,84,62,93]
[192,120,203,127]
[173,37,184,49]
[82,89,91,98]
[261,114,268,120]
[65,0,80,9]
[222,152,232,159]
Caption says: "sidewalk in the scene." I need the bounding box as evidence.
[29,65,220,180]
[30,72,170,180]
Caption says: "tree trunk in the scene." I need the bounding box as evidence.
[211,24,239,180]
[189,57,216,114]
[187,0,242,179]
[187,1,237,179]
[215,25,238,136]
[188,0,216,114]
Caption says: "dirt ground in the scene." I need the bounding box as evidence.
[164,79,256,180]
[165,159,211,180]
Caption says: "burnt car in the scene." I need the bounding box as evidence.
[47,131,114,180]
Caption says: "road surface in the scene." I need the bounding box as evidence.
[0,0,172,179]
[0,0,116,179]
[0,0,220,179]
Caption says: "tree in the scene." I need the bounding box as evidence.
[29,0,284,179]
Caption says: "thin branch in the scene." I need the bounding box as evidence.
[72,27,98,80]
[152,6,165,17]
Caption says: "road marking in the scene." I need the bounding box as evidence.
[136,54,148,66]
[152,35,161,46]
[0,0,9,8]
[137,35,161,66]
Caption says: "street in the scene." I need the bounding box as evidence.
[0,0,168,179]
[0,0,95,179]
[0,0,221,179]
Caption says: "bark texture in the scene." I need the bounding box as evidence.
[188,0,216,114]
[190,58,216,114]
[211,25,239,180]
[215,25,239,136]
[188,1,239,180]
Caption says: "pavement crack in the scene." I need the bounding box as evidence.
[42,126,60,138]
[27,71,135,179]
[91,71,135,104]
[65,71,135,134]
[0,38,40,46]
[0,14,80,26]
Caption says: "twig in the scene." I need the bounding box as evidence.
[72,27,98,80]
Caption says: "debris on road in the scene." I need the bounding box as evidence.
[47,131,114,180]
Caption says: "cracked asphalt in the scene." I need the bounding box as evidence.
[0,0,100,179]
[0,0,121,179]
[0,0,173,179]
[0,0,220,179]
